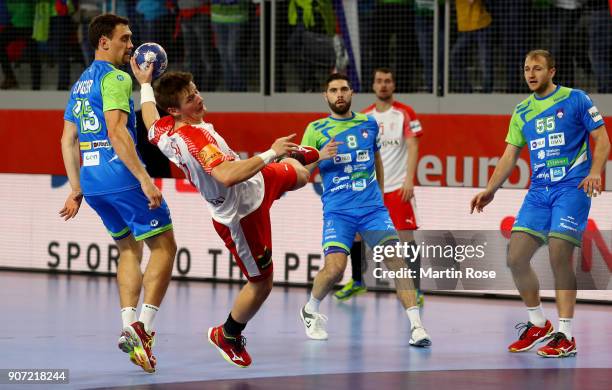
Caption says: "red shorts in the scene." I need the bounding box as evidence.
[212,162,297,282]
[383,189,419,231]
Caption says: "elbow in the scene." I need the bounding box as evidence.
[215,171,238,187]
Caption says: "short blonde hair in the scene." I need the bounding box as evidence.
[525,49,556,69]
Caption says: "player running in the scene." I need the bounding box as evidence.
[335,68,424,305]
[299,73,431,347]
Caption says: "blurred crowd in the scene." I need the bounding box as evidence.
[0,0,610,93]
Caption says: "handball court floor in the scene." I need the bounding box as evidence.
[1,271,610,390]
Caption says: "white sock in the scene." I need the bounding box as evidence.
[406,306,423,329]
[139,303,159,333]
[121,307,137,328]
[527,305,546,327]
[558,318,573,339]
[305,294,321,314]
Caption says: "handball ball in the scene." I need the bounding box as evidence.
[134,43,168,79]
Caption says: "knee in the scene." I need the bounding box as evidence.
[506,251,528,272]
[324,263,346,282]
[295,165,310,188]
[252,274,274,298]
[286,160,310,188]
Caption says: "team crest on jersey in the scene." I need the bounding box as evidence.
[556,109,564,119]
[199,144,223,168]
[362,130,369,139]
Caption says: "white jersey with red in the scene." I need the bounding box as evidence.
[362,101,423,192]
[149,115,297,282]
[148,116,264,225]
[362,101,423,230]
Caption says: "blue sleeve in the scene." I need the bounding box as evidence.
[575,90,604,132]
[371,117,381,153]
[64,95,76,123]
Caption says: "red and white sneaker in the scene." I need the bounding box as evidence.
[508,320,554,352]
[287,146,319,165]
[537,332,577,358]
[122,321,157,373]
[208,325,252,368]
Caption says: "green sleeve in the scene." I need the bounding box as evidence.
[101,70,132,113]
[301,123,321,150]
[505,110,526,147]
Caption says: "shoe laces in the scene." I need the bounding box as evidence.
[514,322,534,340]
[546,332,566,347]
[230,334,247,352]
[312,313,328,331]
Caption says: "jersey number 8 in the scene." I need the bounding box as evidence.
[346,134,358,149]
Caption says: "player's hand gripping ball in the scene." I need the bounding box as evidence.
[134,43,168,79]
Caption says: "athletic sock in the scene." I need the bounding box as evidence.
[527,304,546,327]
[305,294,321,314]
[406,306,423,329]
[121,307,137,328]
[558,318,573,340]
[139,303,159,334]
[223,312,247,337]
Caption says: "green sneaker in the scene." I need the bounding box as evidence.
[334,279,367,301]
[416,289,425,307]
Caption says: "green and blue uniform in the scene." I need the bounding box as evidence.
[64,60,172,240]
[506,85,604,245]
[302,112,399,254]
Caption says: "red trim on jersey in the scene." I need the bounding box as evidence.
[149,115,175,145]
[362,103,376,114]
[175,124,235,174]
[391,101,423,139]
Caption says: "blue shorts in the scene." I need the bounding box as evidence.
[322,205,399,255]
[85,186,173,241]
[512,185,591,247]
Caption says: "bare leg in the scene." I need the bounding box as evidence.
[230,274,274,323]
[282,158,310,190]
[548,238,577,318]
[507,232,542,307]
[382,254,418,309]
[312,252,348,300]
[116,235,144,308]
[142,230,177,307]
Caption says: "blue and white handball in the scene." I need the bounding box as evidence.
[134,42,168,79]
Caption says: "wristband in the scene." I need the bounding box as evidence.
[258,149,277,164]
[140,83,156,105]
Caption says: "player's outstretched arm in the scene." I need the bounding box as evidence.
[579,125,611,197]
[59,120,83,220]
[211,134,298,187]
[130,57,159,130]
[105,109,162,209]
[470,143,522,214]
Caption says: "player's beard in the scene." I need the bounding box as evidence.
[533,79,551,95]
[328,99,351,115]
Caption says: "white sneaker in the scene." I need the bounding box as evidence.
[300,305,328,340]
[409,326,432,347]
